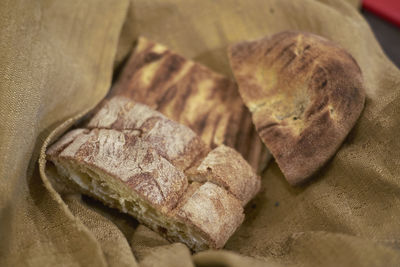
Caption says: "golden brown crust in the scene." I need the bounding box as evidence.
[186,145,261,206]
[228,31,365,185]
[109,37,268,171]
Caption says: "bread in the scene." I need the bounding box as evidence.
[109,37,269,172]
[46,96,260,251]
[228,31,365,185]
[186,145,261,205]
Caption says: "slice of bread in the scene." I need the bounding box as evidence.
[228,31,365,185]
[46,96,260,251]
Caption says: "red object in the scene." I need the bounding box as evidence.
[363,0,400,28]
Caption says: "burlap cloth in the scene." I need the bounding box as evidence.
[1,0,400,266]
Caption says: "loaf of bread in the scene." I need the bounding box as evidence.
[228,31,365,185]
[46,96,260,251]
[109,37,270,172]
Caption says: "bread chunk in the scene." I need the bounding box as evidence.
[53,129,187,212]
[47,96,259,251]
[176,182,244,249]
[228,31,365,185]
[187,145,260,206]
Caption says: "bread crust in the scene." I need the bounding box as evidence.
[46,128,90,157]
[187,145,260,206]
[176,182,244,249]
[229,31,365,185]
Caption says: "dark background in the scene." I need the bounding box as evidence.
[362,9,400,68]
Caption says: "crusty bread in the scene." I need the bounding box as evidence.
[186,145,261,206]
[109,37,269,172]
[228,31,365,185]
[46,96,259,251]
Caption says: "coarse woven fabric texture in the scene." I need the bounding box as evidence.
[1,0,400,266]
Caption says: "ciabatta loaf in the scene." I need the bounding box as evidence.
[47,96,260,251]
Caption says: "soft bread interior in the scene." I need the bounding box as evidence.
[53,158,210,251]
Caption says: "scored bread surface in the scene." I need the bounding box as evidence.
[46,96,259,251]
[228,31,365,185]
